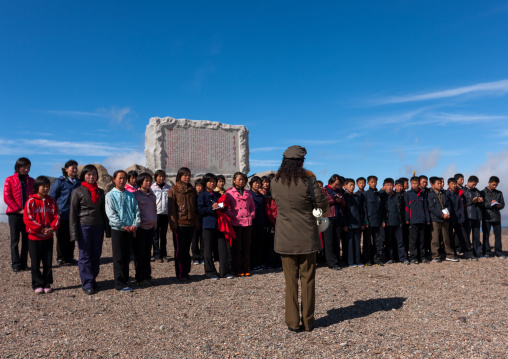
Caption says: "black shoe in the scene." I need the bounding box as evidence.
[84,288,96,295]
[466,256,478,261]
[68,258,78,265]
[374,262,384,266]
[12,268,21,273]
[409,259,418,264]
[288,326,302,333]
[421,258,430,264]
[364,262,372,266]
[56,259,64,266]
[432,258,442,263]
[386,260,394,264]
[329,266,341,271]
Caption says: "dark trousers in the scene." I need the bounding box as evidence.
[232,225,252,274]
[265,226,281,268]
[191,227,204,261]
[203,228,232,277]
[173,226,193,279]
[134,227,153,282]
[464,219,482,257]
[402,223,410,255]
[153,214,168,259]
[345,228,361,265]
[364,226,384,264]
[385,225,408,262]
[281,252,316,331]
[449,222,474,258]
[56,219,75,262]
[482,221,503,256]
[28,238,53,289]
[424,224,432,258]
[77,224,104,290]
[8,213,28,270]
[111,229,133,289]
[250,225,265,269]
[322,218,342,267]
[409,223,426,261]
[430,221,454,259]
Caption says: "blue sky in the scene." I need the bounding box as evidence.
[2,1,508,218]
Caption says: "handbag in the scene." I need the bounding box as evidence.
[307,178,329,232]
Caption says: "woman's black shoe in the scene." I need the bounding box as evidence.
[84,288,96,295]
[287,326,302,333]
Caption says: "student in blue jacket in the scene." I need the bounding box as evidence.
[363,175,385,266]
[382,178,408,265]
[106,170,141,292]
[343,179,366,266]
[404,177,430,264]
[462,175,484,258]
[49,160,81,266]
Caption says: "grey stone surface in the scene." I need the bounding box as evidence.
[145,117,249,177]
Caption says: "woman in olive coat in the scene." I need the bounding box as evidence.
[271,146,329,332]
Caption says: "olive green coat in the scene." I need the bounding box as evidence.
[271,173,329,255]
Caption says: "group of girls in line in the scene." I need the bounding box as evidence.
[4,157,280,295]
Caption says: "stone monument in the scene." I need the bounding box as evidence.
[145,117,249,178]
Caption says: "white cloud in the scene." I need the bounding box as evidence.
[402,148,441,175]
[41,106,132,125]
[250,147,286,153]
[250,159,281,167]
[377,79,508,104]
[103,151,146,173]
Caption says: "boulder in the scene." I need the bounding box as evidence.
[124,164,154,177]
[77,164,114,193]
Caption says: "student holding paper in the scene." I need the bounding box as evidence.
[481,176,505,258]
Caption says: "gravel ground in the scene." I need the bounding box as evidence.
[1,222,507,358]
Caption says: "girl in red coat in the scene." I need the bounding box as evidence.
[24,176,60,294]
[3,157,34,272]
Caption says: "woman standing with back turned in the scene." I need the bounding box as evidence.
[271,146,328,333]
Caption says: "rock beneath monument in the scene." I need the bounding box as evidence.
[249,170,277,179]
[77,164,114,193]
[124,164,154,177]
[145,117,249,178]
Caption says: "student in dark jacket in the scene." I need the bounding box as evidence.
[404,177,430,263]
[321,174,347,270]
[419,175,432,259]
[249,176,267,271]
[481,176,505,258]
[427,177,456,262]
[343,179,366,266]
[49,160,81,266]
[382,178,408,265]
[463,175,484,258]
[446,178,477,260]
[363,176,385,265]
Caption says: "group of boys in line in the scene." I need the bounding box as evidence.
[318,173,505,269]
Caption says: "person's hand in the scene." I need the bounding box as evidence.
[406,221,409,225]
[491,200,497,204]
[382,223,386,228]
[123,226,131,232]
[477,197,484,203]
[443,214,450,219]
[365,224,369,228]
[212,203,219,210]
[47,228,54,236]
[342,227,348,232]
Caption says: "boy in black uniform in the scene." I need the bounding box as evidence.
[343,179,366,266]
[383,178,408,264]
[404,177,430,264]
[481,176,506,258]
[463,176,484,258]
[397,178,410,251]
[419,175,432,260]
[363,175,385,265]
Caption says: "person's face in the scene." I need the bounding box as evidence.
[251,181,261,191]
[345,182,355,193]
[195,184,203,193]
[467,181,477,190]
[448,182,457,191]
[18,165,31,176]
[329,180,341,191]
[457,177,464,187]
[66,165,78,178]
[233,176,246,188]
[357,180,366,191]
[38,183,50,198]
[156,174,165,185]
[113,173,127,190]
[368,178,377,189]
[403,181,409,190]
[420,178,428,189]
[488,182,498,191]
[206,179,217,192]
[181,172,191,184]
[385,183,394,194]
[262,181,270,190]
[395,183,403,193]
[411,180,419,191]
[317,182,323,189]
[141,177,152,191]
[218,179,225,189]
[84,169,98,185]
[436,180,443,191]
[129,176,137,186]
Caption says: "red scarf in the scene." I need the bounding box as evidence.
[81,182,100,204]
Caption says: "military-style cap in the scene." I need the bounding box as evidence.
[283,145,307,159]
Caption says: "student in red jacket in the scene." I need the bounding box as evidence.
[3,157,34,272]
[24,176,60,294]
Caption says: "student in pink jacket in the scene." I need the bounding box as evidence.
[225,172,255,276]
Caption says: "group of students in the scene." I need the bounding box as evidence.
[318,173,505,269]
[3,157,280,295]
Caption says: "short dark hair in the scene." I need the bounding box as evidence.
[14,157,31,173]
[410,176,420,183]
[217,175,225,182]
[454,173,464,180]
[316,180,323,186]
[79,165,98,182]
[33,176,51,193]
[489,176,500,184]
[202,173,217,186]
[383,178,394,185]
[328,174,341,185]
[399,177,409,183]
[233,172,247,182]
[468,175,479,183]
[127,170,138,181]
[429,177,439,185]
[249,176,262,187]
[176,167,191,183]
[136,172,153,188]
[356,177,366,183]
[344,178,355,185]
[448,178,457,184]
[338,176,345,184]
[154,170,166,180]
[367,175,378,182]
[419,175,428,181]
[394,180,403,186]
[261,176,270,184]
[61,159,78,176]
[113,170,127,180]
[194,178,203,187]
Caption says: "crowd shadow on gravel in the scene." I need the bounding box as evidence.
[315,297,406,328]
